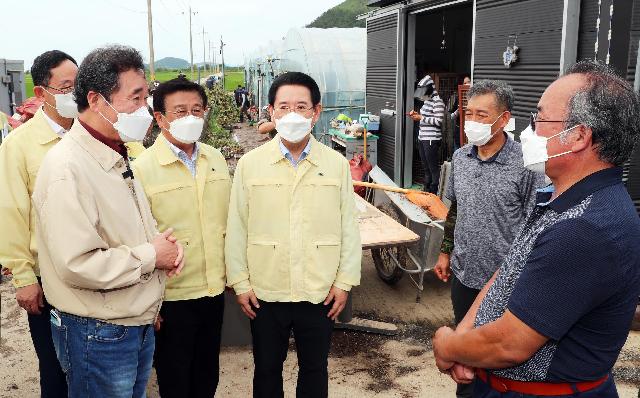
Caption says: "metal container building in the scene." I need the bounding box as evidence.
[0,59,26,116]
[362,0,640,212]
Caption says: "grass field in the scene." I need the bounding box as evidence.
[150,69,244,91]
[22,69,244,99]
[24,74,34,98]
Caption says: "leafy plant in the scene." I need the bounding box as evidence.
[203,86,243,159]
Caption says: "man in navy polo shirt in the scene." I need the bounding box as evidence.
[432,60,640,397]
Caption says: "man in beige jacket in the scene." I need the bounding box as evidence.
[32,45,184,398]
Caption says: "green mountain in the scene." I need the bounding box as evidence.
[306,0,370,28]
[154,57,190,70]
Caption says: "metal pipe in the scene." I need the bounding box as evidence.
[635,38,640,93]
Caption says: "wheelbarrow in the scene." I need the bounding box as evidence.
[363,166,446,303]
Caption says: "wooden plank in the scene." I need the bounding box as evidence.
[355,194,419,249]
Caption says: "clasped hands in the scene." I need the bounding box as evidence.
[433,326,475,385]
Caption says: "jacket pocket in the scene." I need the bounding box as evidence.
[247,240,285,292]
[93,322,128,343]
[147,182,189,195]
[247,180,290,237]
[304,179,342,237]
[203,175,231,234]
[206,173,230,183]
[306,241,341,292]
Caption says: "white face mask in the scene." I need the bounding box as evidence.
[165,115,204,144]
[274,111,313,143]
[43,89,79,118]
[464,112,505,146]
[520,124,578,174]
[99,94,153,142]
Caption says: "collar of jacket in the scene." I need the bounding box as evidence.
[152,134,207,166]
[31,108,63,145]
[67,121,124,172]
[266,134,319,166]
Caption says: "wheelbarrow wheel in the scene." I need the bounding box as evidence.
[372,246,405,285]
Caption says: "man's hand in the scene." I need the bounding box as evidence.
[257,121,276,135]
[433,326,456,372]
[408,110,422,122]
[154,314,163,331]
[237,289,260,320]
[449,363,475,384]
[166,242,185,278]
[16,283,44,315]
[324,285,349,321]
[434,252,451,282]
[153,228,179,271]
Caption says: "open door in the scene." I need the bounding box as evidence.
[366,10,403,184]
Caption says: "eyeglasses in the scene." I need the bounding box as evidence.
[167,108,205,118]
[274,105,314,116]
[530,112,568,131]
[43,85,74,94]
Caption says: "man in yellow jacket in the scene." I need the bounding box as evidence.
[225,72,361,398]
[132,77,230,398]
[0,50,78,398]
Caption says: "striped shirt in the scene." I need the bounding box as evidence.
[167,140,199,177]
[418,93,445,141]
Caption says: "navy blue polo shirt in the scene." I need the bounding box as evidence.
[474,167,640,382]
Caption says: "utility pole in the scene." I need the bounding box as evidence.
[212,46,217,74]
[201,27,207,75]
[146,0,155,81]
[220,36,226,89]
[209,40,212,74]
[182,6,197,77]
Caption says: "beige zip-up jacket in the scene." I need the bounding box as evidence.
[225,135,361,303]
[32,121,165,326]
[132,136,231,301]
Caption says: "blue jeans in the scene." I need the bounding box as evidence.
[473,374,619,398]
[50,310,155,398]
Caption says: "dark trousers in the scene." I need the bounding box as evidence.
[451,275,481,398]
[154,294,225,398]
[250,300,334,398]
[240,106,250,122]
[27,281,67,398]
[417,139,442,193]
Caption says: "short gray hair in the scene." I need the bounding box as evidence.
[563,60,640,166]
[467,80,514,112]
[75,45,145,112]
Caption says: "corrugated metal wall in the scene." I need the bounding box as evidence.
[577,0,640,215]
[473,0,564,133]
[627,2,639,81]
[576,0,599,61]
[626,1,640,215]
[366,13,399,179]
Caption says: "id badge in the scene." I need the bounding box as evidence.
[50,309,62,327]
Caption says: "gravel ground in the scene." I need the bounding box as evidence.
[1,122,638,397]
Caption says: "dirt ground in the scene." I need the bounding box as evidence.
[1,123,639,397]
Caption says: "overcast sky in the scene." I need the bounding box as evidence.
[4,0,345,70]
